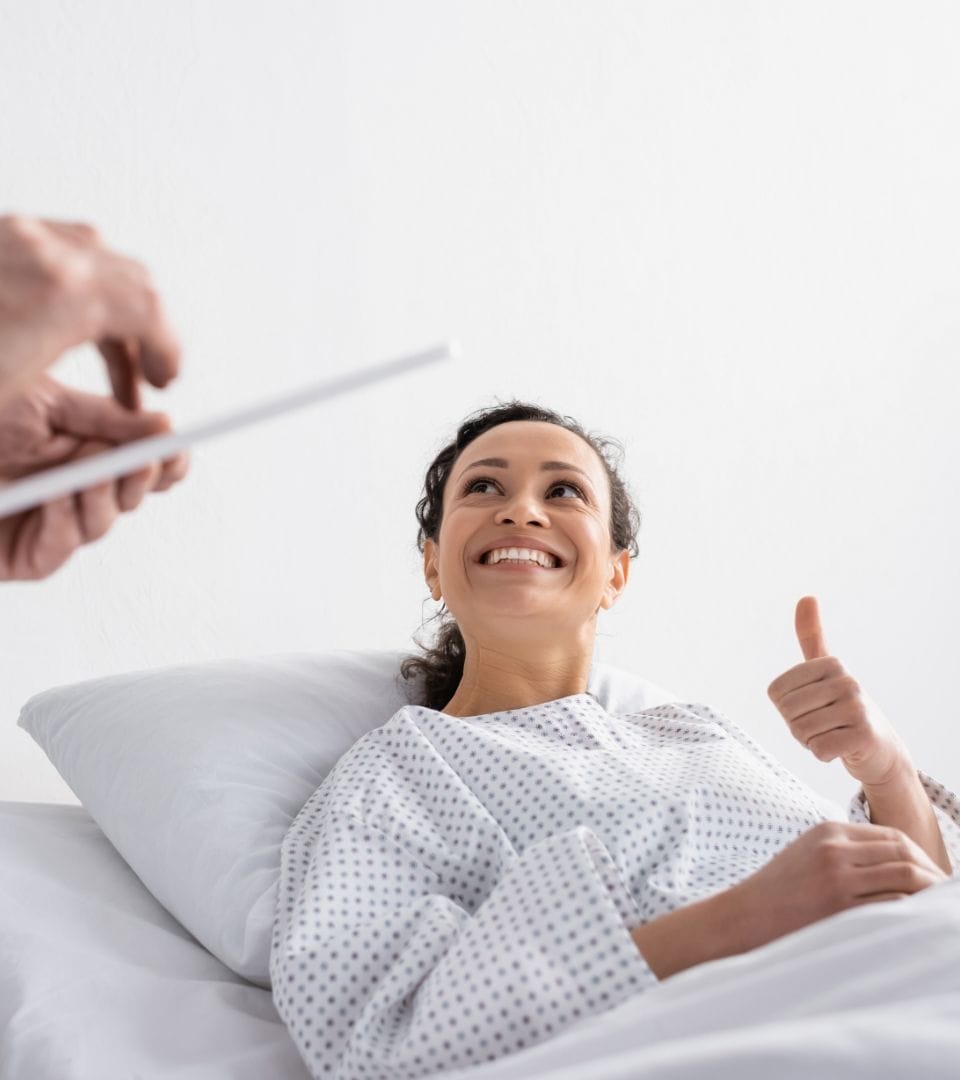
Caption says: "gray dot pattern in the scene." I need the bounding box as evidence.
[271,693,960,1079]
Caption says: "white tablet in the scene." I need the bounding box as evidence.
[0,341,456,519]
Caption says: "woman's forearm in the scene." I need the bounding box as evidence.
[629,884,755,981]
[863,766,953,876]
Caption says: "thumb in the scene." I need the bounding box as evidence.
[50,384,171,444]
[795,595,829,660]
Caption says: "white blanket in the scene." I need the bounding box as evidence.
[435,875,960,1080]
[0,802,309,1080]
[3,799,955,1079]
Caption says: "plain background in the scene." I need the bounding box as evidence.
[1,1,958,810]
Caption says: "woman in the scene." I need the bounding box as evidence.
[271,401,960,1080]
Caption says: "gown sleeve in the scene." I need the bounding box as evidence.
[270,807,658,1080]
[847,768,960,878]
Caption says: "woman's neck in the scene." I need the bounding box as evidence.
[441,642,592,717]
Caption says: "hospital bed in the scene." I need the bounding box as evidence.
[2,649,958,1079]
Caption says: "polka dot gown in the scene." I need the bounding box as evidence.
[271,693,960,1079]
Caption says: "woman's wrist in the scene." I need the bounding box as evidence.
[862,765,953,876]
[630,884,759,981]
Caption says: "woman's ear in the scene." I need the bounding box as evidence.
[599,549,630,611]
[423,538,442,600]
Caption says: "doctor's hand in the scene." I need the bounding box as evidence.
[0,214,181,408]
[0,375,189,581]
[766,596,913,789]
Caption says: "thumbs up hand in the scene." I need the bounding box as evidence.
[766,597,914,790]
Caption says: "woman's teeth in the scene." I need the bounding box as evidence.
[482,547,558,568]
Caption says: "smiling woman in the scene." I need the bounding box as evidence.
[272,399,960,1080]
[399,400,642,716]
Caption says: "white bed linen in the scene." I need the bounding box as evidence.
[434,873,960,1080]
[0,801,310,1080]
[2,801,958,1080]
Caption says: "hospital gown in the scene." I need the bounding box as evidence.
[270,692,960,1080]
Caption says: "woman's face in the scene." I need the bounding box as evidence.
[422,421,630,640]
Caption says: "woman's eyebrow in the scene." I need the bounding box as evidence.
[456,458,593,485]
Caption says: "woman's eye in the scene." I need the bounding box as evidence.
[463,478,583,499]
[549,482,583,499]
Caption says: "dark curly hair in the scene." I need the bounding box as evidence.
[399,400,642,711]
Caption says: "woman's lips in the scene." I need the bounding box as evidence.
[476,561,561,571]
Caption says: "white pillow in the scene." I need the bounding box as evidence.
[17,649,677,987]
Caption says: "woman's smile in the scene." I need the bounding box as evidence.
[476,559,563,572]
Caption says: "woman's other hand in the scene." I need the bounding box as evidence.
[767,596,913,789]
[631,818,949,981]
[729,819,950,952]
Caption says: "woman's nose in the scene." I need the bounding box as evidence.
[495,493,548,526]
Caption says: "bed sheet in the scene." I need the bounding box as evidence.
[0,801,310,1080]
[4,800,958,1080]
[434,874,960,1080]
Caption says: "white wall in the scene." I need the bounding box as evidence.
[2,0,959,812]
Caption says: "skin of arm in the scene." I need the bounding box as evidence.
[770,597,952,877]
[863,764,953,876]
[629,785,953,983]
[629,885,756,981]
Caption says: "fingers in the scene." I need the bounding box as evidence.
[801,724,856,762]
[41,220,182,388]
[48,381,171,443]
[50,440,185,540]
[768,654,846,701]
[43,221,101,246]
[46,383,189,503]
[75,476,120,542]
[778,674,859,719]
[848,838,919,868]
[855,842,945,885]
[15,495,85,580]
[48,455,179,548]
[88,247,181,388]
[888,831,947,878]
[97,337,142,410]
[781,675,866,758]
[849,892,909,905]
[116,448,189,508]
[0,485,125,581]
[820,821,916,845]
[0,431,187,580]
[152,450,190,492]
[0,215,181,398]
[45,439,121,544]
[116,461,162,511]
[839,827,945,878]
[74,448,188,533]
[853,861,944,897]
[18,478,122,579]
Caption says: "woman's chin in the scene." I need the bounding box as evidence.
[469,600,569,624]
